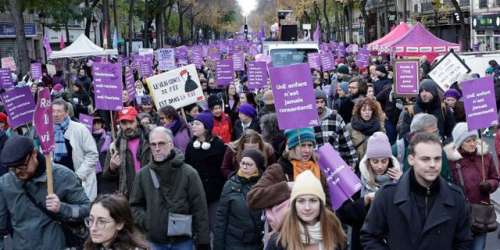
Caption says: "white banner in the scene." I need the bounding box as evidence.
[428,50,471,91]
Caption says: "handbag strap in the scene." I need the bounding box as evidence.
[21,183,61,223]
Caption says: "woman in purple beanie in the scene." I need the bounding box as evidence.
[232,103,261,140]
[444,88,466,122]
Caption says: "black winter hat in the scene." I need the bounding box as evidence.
[207,94,223,109]
[241,149,266,171]
[1,136,34,168]
[419,79,439,97]
[375,64,388,75]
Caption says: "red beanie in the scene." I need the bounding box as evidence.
[0,112,8,129]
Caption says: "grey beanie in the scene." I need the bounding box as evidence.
[452,122,478,148]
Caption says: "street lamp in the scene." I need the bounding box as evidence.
[92,16,98,44]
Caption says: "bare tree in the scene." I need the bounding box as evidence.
[8,0,29,76]
[128,0,135,55]
[323,0,331,41]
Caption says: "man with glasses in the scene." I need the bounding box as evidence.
[129,127,210,250]
[0,136,90,249]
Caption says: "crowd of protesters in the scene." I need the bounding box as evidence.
[0,42,499,250]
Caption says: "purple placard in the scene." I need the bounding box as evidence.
[125,67,136,100]
[1,87,35,128]
[216,59,234,86]
[92,63,123,111]
[269,63,319,129]
[320,52,335,71]
[336,44,346,58]
[175,46,188,60]
[31,63,42,81]
[232,52,245,71]
[317,143,362,210]
[247,61,268,90]
[139,59,153,78]
[79,113,93,132]
[190,46,204,69]
[157,48,176,71]
[462,77,498,130]
[33,88,54,154]
[307,53,321,70]
[394,60,419,95]
[0,68,13,89]
[208,46,220,61]
[356,48,370,69]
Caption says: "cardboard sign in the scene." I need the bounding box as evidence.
[31,63,42,82]
[92,63,123,111]
[428,50,471,91]
[1,87,35,128]
[462,77,498,130]
[320,51,335,72]
[33,88,54,154]
[307,53,321,70]
[146,64,204,109]
[157,48,176,71]
[0,68,13,89]
[247,61,268,90]
[269,63,319,129]
[125,67,136,101]
[216,59,234,86]
[394,60,419,96]
[232,52,245,71]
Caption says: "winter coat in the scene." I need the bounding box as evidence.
[213,113,233,144]
[129,149,209,245]
[0,156,90,250]
[94,132,116,194]
[448,101,466,123]
[213,174,264,250]
[232,119,261,141]
[185,136,226,203]
[360,171,472,250]
[265,233,342,250]
[70,90,92,118]
[444,141,499,204]
[359,155,401,197]
[172,127,191,154]
[347,119,385,161]
[220,142,276,179]
[63,119,99,201]
[376,84,400,127]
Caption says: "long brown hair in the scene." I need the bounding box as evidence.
[276,199,346,250]
[352,97,385,121]
[233,129,267,165]
[84,194,149,250]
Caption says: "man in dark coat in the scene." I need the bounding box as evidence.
[361,132,472,250]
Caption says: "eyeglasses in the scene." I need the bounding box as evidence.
[84,217,114,230]
[9,154,32,173]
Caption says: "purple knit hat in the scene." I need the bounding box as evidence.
[238,103,257,118]
[365,132,392,159]
[194,110,214,131]
[444,88,461,100]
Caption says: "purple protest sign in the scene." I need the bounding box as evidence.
[79,113,93,132]
[232,52,245,71]
[208,46,220,61]
[462,76,498,130]
[269,63,319,129]
[202,45,208,57]
[175,46,188,61]
[0,68,13,89]
[1,87,35,128]
[216,59,234,86]
[307,53,321,70]
[320,52,335,72]
[356,48,370,69]
[190,46,204,69]
[139,59,153,78]
[157,48,176,71]
[31,63,42,82]
[125,67,136,100]
[394,60,419,95]
[247,61,268,90]
[320,43,331,52]
[33,88,54,154]
[92,63,123,111]
[336,44,346,58]
[317,143,362,210]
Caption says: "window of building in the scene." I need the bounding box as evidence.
[479,0,488,8]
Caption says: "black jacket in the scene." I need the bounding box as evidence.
[232,119,261,141]
[185,136,226,203]
[213,174,263,250]
[360,171,472,250]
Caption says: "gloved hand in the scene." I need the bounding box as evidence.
[479,181,492,194]
[197,244,211,250]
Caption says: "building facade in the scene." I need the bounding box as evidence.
[471,0,500,51]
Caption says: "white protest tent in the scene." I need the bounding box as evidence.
[49,34,118,59]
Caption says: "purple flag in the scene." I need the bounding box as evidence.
[125,67,136,101]
[320,52,335,72]
[317,143,362,210]
[313,21,321,43]
[43,34,52,56]
[269,63,319,129]
[216,59,234,86]
[0,68,13,89]
[92,63,123,111]
[247,61,268,90]
[394,60,419,95]
[31,63,42,82]
[307,53,321,70]
[1,87,35,128]
[33,88,54,154]
[462,76,498,130]
[79,114,93,132]
[232,52,245,71]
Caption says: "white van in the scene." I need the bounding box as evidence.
[262,41,319,67]
[432,51,500,76]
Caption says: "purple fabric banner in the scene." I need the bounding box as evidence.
[216,59,234,86]
[320,52,335,72]
[394,60,419,95]
[462,77,498,130]
[247,61,268,90]
[125,67,136,101]
[0,68,13,89]
[1,87,35,128]
[33,88,54,154]
[232,52,245,71]
[79,113,93,132]
[269,63,319,129]
[31,63,42,82]
[92,63,123,111]
[317,143,362,210]
[307,53,321,70]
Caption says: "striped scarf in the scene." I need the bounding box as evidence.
[54,116,70,161]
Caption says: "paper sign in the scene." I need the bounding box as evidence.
[92,63,123,111]
[320,52,335,72]
[157,48,176,71]
[428,50,471,91]
[31,63,42,82]
[146,64,204,109]
[317,143,362,210]
[79,114,93,132]
[269,63,319,129]
[125,67,136,100]
[33,88,54,154]
[216,59,234,86]
[1,57,16,72]
[307,53,321,70]
[0,68,13,89]
[232,52,245,71]
[1,87,35,128]
[462,76,498,130]
[394,60,419,95]
[247,61,268,90]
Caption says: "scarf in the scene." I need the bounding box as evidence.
[118,128,142,195]
[291,160,321,180]
[299,222,323,245]
[351,116,380,136]
[167,118,182,135]
[54,116,70,161]
[237,168,260,179]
